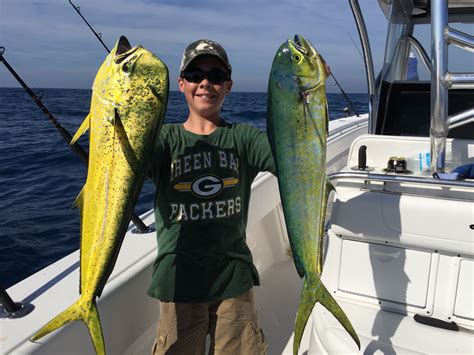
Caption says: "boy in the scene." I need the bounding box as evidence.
[147,39,275,354]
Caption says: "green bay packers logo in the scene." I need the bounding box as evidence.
[174,175,239,198]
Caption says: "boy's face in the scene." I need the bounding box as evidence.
[178,55,233,119]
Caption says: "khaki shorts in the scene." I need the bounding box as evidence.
[151,288,267,355]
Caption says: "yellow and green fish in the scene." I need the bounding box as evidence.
[31,36,169,354]
[267,34,360,354]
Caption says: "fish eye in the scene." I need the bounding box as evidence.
[294,54,301,62]
[122,61,131,73]
[122,54,139,73]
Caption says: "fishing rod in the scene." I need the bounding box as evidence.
[329,71,360,117]
[68,0,110,53]
[332,31,365,118]
[0,48,87,164]
[0,47,152,233]
[66,1,153,233]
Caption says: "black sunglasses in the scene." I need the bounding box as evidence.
[181,68,230,84]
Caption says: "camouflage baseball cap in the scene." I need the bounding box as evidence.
[180,39,232,75]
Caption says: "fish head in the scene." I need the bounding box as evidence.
[110,36,168,97]
[92,36,169,123]
[111,36,144,81]
[287,34,327,92]
[270,34,327,94]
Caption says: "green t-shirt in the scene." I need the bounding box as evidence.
[147,121,275,302]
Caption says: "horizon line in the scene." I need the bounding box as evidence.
[0,86,369,95]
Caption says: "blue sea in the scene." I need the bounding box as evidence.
[0,88,368,289]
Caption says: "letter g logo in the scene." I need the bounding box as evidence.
[191,175,223,198]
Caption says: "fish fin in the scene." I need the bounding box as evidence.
[113,108,141,171]
[114,107,122,127]
[317,178,336,276]
[293,278,360,354]
[71,185,91,295]
[325,102,329,136]
[72,186,85,210]
[31,299,105,355]
[293,280,313,354]
[148,84,162,100]
[326,177,335,193]
[70,114,91,145]
[317,280,360,350]
[317,182,327,276]
[84,302,106,355]
[30,302,82,341]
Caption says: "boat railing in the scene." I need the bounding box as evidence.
[448,108,474,130]
[328,117,368,141]
[328,171,474,192]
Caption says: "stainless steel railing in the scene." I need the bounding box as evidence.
[328,171,474,189]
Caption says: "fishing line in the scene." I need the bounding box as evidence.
[348,32,364,60]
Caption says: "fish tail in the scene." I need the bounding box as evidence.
[293,279,316,354]
[293,278,360,354]
[317,282,360,350]
[30,299,105,355]
[85,302,106,355]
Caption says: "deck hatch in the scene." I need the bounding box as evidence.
[453,259,474,321]
[338,240,432,308]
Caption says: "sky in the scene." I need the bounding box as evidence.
[0,0,388,93]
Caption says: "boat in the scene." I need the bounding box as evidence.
[2,0,473,354]
[308,0,474,353]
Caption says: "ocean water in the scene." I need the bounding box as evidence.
[0,88,368,289]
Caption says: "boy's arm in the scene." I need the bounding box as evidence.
[246,126,276,175]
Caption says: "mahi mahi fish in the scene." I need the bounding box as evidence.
[266,35,360,354]
[31,36,169,354]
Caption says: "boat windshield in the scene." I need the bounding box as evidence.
[374,0,474,138]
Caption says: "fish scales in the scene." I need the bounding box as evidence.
[31,36,169,355]
[267,35,360,354]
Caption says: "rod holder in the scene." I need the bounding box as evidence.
[0,286,34,319]
[131,223,156,234]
